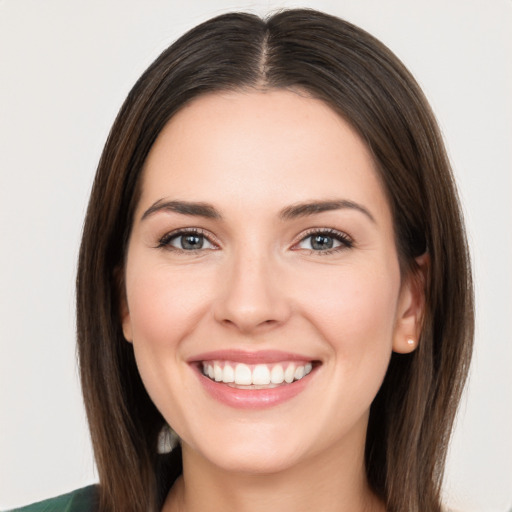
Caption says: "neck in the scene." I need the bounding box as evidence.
[162,434,384,512]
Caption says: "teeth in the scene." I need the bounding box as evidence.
[234,363,252,385]
[270,364,284,384]
[202,361,314,386]
[223,364,235,383]
[252,364,271,385]
[214,363,223,382]
[284,364,295,383]
[294,366,305,380]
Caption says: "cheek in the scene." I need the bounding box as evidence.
[125,263,212,349]
[123,261,215,424]
[299,264,401,423]
[297,263,400,358]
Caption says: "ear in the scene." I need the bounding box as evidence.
[392,253,429,354]
[115,266,133,343]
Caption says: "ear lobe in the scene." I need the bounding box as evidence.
[121,301,133,343]
[114,266,133,343]
[392,253,429,354]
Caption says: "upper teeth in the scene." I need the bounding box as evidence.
[202,361,313,386]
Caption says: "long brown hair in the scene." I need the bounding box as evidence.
[77,9,473,512]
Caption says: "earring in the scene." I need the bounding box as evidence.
[407,338,415,347]
[157,425,180,454]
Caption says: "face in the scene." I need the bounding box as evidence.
[121,90,421,474]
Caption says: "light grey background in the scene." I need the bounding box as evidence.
[1,1,511,510]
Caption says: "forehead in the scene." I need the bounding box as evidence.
[138,89,390,223]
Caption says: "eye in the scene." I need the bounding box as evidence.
[294,229,353,253]
[158,229,217,252]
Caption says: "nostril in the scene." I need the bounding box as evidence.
[221,319,276,331]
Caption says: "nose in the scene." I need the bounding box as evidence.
[213,249,292,334]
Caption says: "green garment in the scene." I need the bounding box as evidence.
[5,446,182,511]
[5,485,98,512]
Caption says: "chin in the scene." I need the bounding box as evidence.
[206,446,303,475]
[183,424,308,475]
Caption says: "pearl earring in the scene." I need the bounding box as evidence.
[407,338,415,346]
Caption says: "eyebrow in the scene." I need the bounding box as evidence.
[279,200,376,223]
[141,199,375,223]
[141,200,221,221]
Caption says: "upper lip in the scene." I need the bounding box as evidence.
[188,349,317,365]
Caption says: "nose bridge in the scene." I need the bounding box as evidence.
[214,240,290,333]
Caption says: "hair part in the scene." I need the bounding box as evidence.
[77,9,473,512]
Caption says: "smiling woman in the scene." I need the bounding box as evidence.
[121,90,414,484]
[9,8,473,512]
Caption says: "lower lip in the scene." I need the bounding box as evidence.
[193,366,316,409]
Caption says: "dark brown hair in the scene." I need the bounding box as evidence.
[77,9,473,512]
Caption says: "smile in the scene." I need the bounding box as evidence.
[190,351,320,409]
[202,361,314,387]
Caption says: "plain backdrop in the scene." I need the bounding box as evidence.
[1,1,511,510]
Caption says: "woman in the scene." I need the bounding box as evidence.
[10,8,473,512]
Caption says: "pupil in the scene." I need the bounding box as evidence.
[182,234,203,250]
[312,235,333,250]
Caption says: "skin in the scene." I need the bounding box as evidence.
[121,90,424,512]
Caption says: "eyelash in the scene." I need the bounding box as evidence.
[157,227,353,255]
[157,228,218,253]
[293,228,354,254]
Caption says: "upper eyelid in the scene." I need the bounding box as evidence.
[294,227,353,243]
[157,226,353,248]
[291,228,354,253]
[158,227,220,248]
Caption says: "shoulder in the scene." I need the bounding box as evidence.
[5,485,98,512]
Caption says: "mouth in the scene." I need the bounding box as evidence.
[189,350,320,409]
[201,360,314,389]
